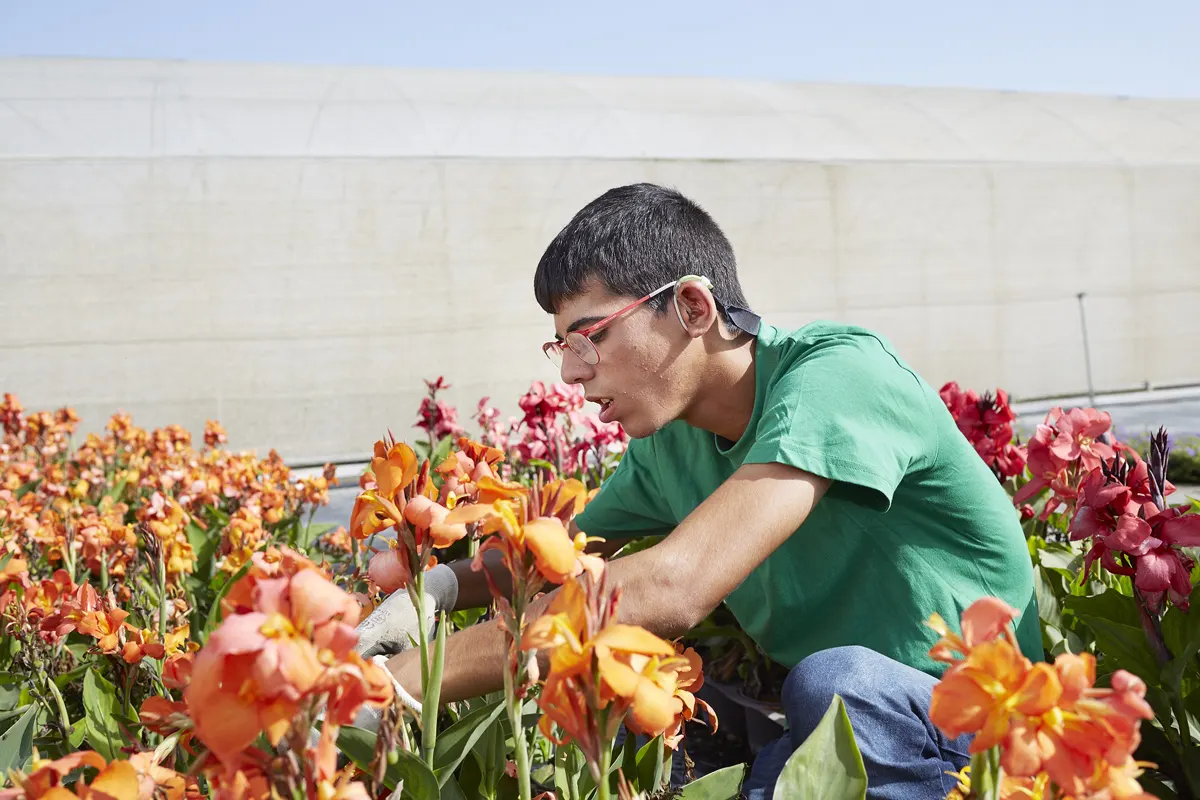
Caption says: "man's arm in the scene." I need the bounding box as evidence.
[386,461,830,703]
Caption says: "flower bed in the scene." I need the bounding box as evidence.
[1,379,1198,799]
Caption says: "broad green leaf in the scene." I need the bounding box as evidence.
[432,696,506,786]
[83,670,126,761]
[1064,590,1141,629]
[1033,567,1063,627]
[1079,617,1162,687]
[336,724,440,798]
[0,705,37,773]
[15,480,39,499]
[554,741,592,800]
[775,694,867,800]
[0,678,21,712]
[69,718,87,749]
[187,520,221,586]
[618,731,639,788]
[676,763,748,799]
[440,776,468,800]
[635,735,666,793]
[1036,542,1082,574]
[430,436,455,472]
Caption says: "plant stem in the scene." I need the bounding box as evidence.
[504,663,532,800]
[597,741,612,800]
[157,544,168,640]
[44,675,72,742]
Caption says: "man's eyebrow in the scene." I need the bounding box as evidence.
[557,316,605,340]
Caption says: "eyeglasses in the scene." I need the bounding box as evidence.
[542,275,714,368]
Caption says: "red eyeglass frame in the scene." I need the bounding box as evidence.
[542,275,713,367]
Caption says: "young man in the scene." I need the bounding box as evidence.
[362,183,1042,799]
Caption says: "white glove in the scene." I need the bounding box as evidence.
[354,563,460,659]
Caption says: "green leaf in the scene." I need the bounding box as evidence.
[15,480,39,499]
[1064,590,1142,629]
[1080,617,1162,687]
[440,776,468,800]
[83,670,126,761]
[187,520,221,586]
[430,436,455,471]
[0,705,37,773]
[432,696,507,786]
[776,694,868,800]
[1036,542,1082,574]
[0,678,22,712]
[336,724,440,798]
[202,559,252,640]
[676,763,748,799]
[635,735,666,793]
[102,476,128,503]
[554,741,592,800]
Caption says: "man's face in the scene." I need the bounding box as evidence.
[550,280,698,439]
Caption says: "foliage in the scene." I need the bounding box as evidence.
[2,375,1197,800]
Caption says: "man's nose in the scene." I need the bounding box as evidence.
[558,350,593,385]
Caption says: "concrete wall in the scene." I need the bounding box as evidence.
[3,58,1199,462]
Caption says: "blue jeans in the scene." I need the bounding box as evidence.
[743,646,973,800]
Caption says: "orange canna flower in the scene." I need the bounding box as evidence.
[444,490,596,587]
[658,645,718,750]
[76,606,131,654]
[928,598,1155,799]
[0,751,107,799]
[0,555,28,583]
[539,478,589,521]
[521,570,689,775]
[185,557,388,769]
[370,440,419,501]
[120,626,166,664]
[435,438,505,505]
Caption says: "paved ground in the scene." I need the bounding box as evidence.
[1012,387,1200,439]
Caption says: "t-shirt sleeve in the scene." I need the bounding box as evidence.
[575,437,676,540]
[742,335,934,512]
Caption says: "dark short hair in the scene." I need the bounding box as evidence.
[533,183,753,328]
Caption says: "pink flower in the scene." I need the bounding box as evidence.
[1049,408,1115,471]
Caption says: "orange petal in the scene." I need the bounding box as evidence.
[1013,663,1063,716]
[430,521,469,548]
[403,495,447,530]
[189,687,261,768]
[82,759,139,800]
[598,651,642,698]
[476,476,528,504]
[594,624,676,657]
[929,668,994,740]
[368,548,412,593]
[290,569,361,630]
[628,676,680,737]
[443,502,499,526]
[961,597,1019,648]
[1053,652,1095,704]
[524,518,578,583]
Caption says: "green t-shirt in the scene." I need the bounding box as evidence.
[575,320,1041,677]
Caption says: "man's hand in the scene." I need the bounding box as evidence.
[354,563,460,658]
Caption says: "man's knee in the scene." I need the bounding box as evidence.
[781,646,896,743]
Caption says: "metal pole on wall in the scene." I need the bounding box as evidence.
[1077,292,1096,406]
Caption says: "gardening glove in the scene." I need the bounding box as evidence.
[354,563,459,659]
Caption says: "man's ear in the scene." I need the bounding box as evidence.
[673,281,718,338]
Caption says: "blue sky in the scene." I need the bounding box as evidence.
[1,0,1198,98]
